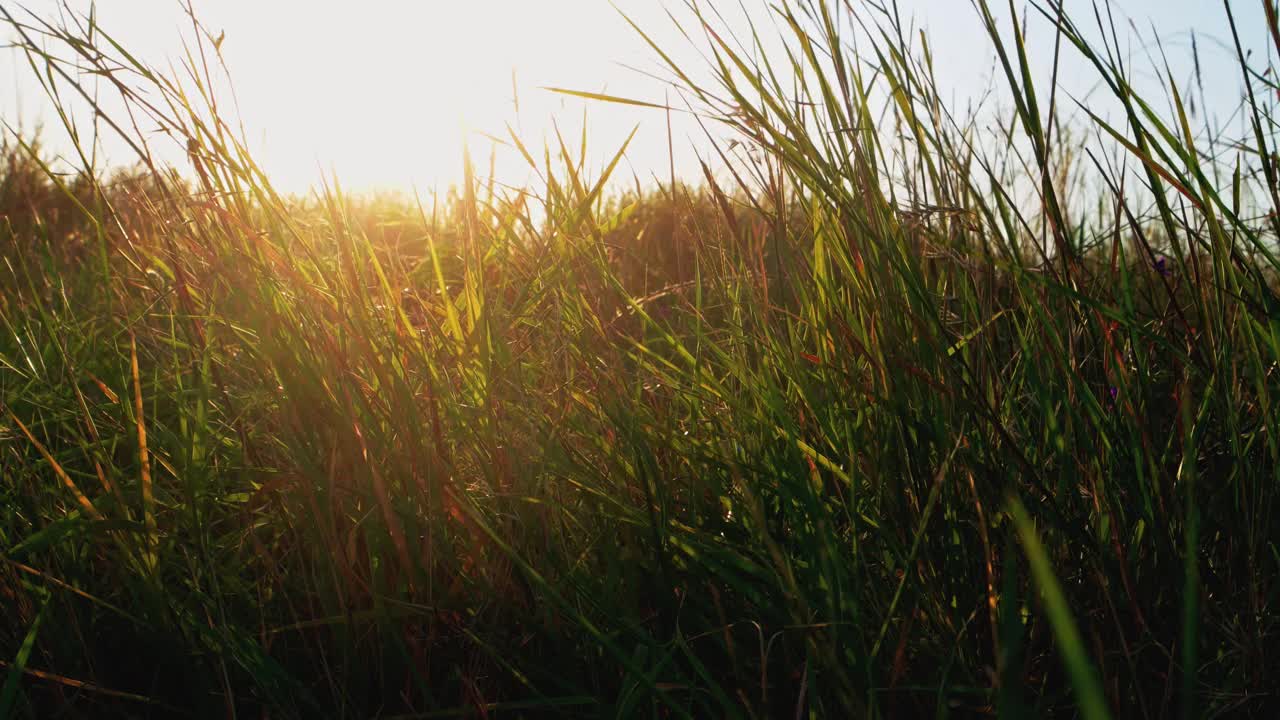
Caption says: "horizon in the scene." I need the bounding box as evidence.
[1,0,1269,196]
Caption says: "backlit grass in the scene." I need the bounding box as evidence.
[2,1,1279,717]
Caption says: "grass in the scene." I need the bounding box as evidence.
[1,0,1279,716]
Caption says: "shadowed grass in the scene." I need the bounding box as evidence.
[1,0,1279,717]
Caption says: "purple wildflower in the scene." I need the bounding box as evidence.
[1153,255,1172,277]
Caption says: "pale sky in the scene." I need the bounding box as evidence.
[1,1,1269,195]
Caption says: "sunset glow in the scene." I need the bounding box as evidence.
[3,0,1264,194]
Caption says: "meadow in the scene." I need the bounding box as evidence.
[2,0,1279,717]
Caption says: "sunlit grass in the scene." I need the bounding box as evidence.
[2,1,1279,717]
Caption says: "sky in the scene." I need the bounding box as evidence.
[0,1,1270,195]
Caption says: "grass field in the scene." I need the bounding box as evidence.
[2,1,1280,717]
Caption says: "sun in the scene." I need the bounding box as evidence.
[5,0,719,194]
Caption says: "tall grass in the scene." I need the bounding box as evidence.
[1,0,1278,717]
